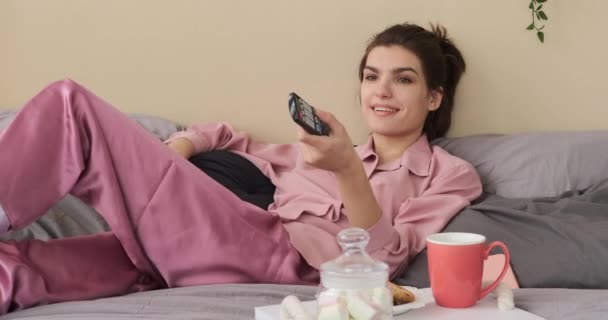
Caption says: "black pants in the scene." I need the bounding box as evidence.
[188,151,276,209]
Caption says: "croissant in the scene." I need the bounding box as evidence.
[387,281,416,305]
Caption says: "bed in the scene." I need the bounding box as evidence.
[1,110,607,320]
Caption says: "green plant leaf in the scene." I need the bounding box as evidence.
[526,0,548,43]
[537,31,545,43]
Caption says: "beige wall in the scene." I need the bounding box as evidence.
[2,0,608,144]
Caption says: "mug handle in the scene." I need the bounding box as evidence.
[479,241,511,300]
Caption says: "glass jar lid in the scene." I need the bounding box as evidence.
[319,227,388,289]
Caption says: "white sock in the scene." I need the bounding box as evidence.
[0,204,10,233]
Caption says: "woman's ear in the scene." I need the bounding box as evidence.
[428,87,444,111]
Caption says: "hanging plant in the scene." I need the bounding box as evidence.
[526,0,549,43]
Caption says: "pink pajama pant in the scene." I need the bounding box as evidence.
[0,79,316,313]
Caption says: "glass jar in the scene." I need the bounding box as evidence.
[317,227,392,320]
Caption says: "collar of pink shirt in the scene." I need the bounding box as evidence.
[355,134,432,176]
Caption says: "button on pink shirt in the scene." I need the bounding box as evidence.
[166,122,482,278]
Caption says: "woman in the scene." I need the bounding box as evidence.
[0,22,481,313]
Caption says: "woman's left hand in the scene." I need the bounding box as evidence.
[296,109,359,174]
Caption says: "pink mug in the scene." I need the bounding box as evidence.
[426,232,511,308]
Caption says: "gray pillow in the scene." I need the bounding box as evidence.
[129,113,185,141]
[434,131,608,198]
[0,110,16,129]
[396,179,608,289]
[1,110,183,140]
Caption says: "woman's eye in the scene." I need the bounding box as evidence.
[398,77,411,84]
[364,74,377,81]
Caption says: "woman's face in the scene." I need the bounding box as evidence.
[360,45,442,140]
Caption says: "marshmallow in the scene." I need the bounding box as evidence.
[496,283,515,311]
[346,292,380,320]
[318,289,344,307]
[317,303,349,320]
[280,295,313,320]
[370,287,391,312]
[482,280,515,311]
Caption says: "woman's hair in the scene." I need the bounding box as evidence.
[358,23,466,142]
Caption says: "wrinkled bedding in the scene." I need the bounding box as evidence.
[1,284,607,320]
[0,196,108,242]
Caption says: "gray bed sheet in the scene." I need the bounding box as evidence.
[1,284,606,320]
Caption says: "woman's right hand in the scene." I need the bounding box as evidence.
[167,138,195,159]
[297,109,383,229]
[296,109,359,175]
